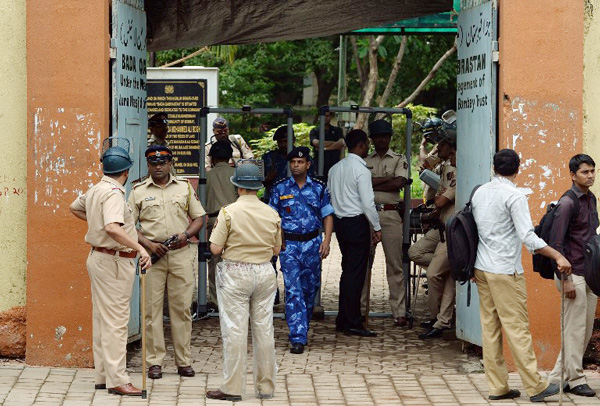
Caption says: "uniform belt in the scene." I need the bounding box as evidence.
[92,247,137,258]
[375,203,399,211]
[284,229,320,242]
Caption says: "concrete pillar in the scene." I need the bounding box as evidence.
[26,0,110,366]
[498,0,584,369]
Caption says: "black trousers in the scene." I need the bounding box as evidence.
[334,214,371,330]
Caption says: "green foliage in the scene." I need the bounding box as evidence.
[249,123,315,159]
[389,103,438,155]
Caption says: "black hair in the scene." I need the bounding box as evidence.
[346,129,369,151]
[106,169,129,178]
[493,149,520,176]
[569,154,595,173]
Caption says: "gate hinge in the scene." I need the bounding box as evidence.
[492,41,499,62]
[109,38,117,59]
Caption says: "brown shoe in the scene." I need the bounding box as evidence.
[148,365,162,379]
[394,317,408,327]
[206,389,242,401]
[107,383,142,396]
[177,366,196,377]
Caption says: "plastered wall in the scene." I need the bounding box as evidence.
[499,0,584,369]
[584,1,600,190]
[26,0,110,366]
[0,0,27,313]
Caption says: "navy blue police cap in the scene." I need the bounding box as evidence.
[208,140,233,159]
[148,112,168,126]
[145,145,173,163]
[286,146,311,161]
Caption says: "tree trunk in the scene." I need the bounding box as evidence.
[396,43,457,108]
[379,36,407,108]
[350,36,368,100]
[356,35,384,129]
[314,67,337,118]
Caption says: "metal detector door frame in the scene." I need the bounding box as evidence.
[197,107,294,315]
[317,105,413,324]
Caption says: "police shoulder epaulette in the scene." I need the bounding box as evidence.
[132,175,149,187]
[273,178,288,187]
[175,176,188,182]
[311,178,327,190]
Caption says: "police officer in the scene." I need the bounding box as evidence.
[269,147,334,354]
[148,112,169,147]
[128,146,206,379]
[205,118,254,170]
[70,139,151,396]
[362,120,409,327]
[206,141,237,309]
[417,119,457,339]
[206,160,282,401]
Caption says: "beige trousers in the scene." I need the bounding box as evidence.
[475,269,548,397]
[145,244,194,367]
[207,222,220,305]
[217,261,277,397]
[427,240,455,329]
[360,210,405,318]
[408,228,440,268]
[87,250,136,388]
[548,274,597,387]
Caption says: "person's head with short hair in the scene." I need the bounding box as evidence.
[569,153,596,191]
[325,111,336,125]
[346,129,370,158]
[145,145,173,183]
[273,125,294,152]
[287,146,311,179]
[213,117,230,142]
[493,149,520,177]
[209,140,233,165]
[148,112,169,139]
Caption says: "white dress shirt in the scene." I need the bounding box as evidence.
[328,153,381,231]
[472,176,547,274]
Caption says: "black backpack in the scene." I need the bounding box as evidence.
[585,235,600,296]
[532,190,580,279]
[446,185,481,306]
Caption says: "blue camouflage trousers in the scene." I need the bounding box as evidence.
[280,237,322,344]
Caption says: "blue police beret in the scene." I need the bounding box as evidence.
[213,118,228,129]
[287,146,311,161]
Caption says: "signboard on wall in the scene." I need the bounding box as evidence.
[147,80,206,176]
[455,0,497,347]
[112,0,147,187]
[147,67,219,178]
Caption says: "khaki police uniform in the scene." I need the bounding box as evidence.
[128,175,206,368]
[361,149,409,319]
[70,176,137,388]
[205,134,254,170]
[409,153,445,269]
[209,195,282,397]
[427,161,456,329]
[206,162,238,305]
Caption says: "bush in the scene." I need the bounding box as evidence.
[250,122,315,159]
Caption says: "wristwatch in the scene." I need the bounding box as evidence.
[184,231,191,239]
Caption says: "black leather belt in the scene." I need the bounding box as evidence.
[284,229,320,242]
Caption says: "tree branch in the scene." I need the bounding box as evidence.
[396,43,457,108]
[160,47,210,67]
[350,36,366,96]
[379,36,407,107]
[356,36,380,129]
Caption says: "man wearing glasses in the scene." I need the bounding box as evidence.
[205,117,254,171]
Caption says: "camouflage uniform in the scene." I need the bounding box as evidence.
[269,176,334,345]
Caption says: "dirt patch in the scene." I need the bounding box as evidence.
[0,306,26,358]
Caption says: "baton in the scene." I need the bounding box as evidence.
[364,244,376,328]
[559,272,565,406]
[137,261,148,399]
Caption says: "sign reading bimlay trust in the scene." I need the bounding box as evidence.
[455,0,497,347]
[147,68,219,177]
